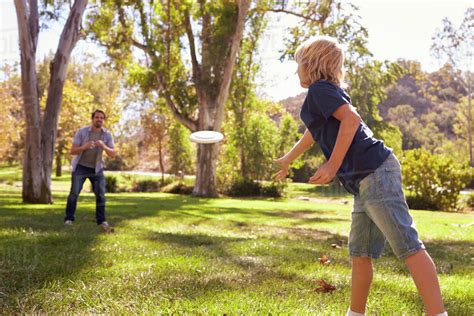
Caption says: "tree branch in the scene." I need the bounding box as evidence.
[183,12,201,84]
[259,8,319,23]
[28,0,39,51]
[213,0,251,131]
[156,73,197,131]
[200,0,211,76]
[131,38,149,53]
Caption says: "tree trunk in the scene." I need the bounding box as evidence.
[191,0,251,197]
[158,138,165,184]
[41,0,88,200]
[55,151,62,177]
[467,74,472,167]
[15,0,87,203]
[15,0,49,203]
[193,143,219,197]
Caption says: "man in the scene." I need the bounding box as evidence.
[64,110,116,233]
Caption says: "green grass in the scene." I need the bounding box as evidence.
[0,165,473,314]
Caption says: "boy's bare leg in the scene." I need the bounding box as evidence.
[350,257,373,313]
[405,250,445,315]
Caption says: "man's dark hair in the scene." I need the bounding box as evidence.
[91,109,106,120]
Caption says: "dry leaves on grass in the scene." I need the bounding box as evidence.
[318,254,331,265]
[314,279,336,293]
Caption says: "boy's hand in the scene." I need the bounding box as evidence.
[273,157,290,181]
[308,161,338,184]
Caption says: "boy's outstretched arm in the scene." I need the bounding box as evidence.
[274,129,314,181]
[309,104,361,184]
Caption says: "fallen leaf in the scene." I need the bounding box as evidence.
[314,279,336,293]
[318,255,331,265]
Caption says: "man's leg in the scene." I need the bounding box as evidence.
[65,166,87,222]
[91,170,107,225]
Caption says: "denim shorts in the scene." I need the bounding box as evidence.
[349,153,425,260]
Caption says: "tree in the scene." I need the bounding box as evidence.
[387,104,425,150]
[88,0,359,196]
[168,123,193,177]
[278,0,404,152]
[52,82,93,176]
[88,0,252,197]
[0,64,24,164]
[141,109,170,183]
[454,96,474,164]
[431,7,473,166]
[278,112,303,169]
[225,4,269,180]
[37,57,124,177]
[14,0,88,203]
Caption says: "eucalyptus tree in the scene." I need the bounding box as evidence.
[14,0,88,203]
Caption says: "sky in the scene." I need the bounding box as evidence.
[1,0,471,101]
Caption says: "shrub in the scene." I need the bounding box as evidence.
[161,181,194,195]
[402,148,472,211]
[132,179,160,192]
[227,178,287,198]
[105,175,118,193]
[227,178,262,197]
[261,181,287,198]
[405,193,438,211]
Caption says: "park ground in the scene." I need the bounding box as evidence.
[0,165,473,314]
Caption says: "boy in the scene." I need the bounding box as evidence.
[274,36,446,316]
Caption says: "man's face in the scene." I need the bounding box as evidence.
[92,113,105,128]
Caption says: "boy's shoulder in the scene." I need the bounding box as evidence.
[309,80,338,90]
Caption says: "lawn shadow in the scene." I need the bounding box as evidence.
[0,189,218,312]
[143,228,350,297]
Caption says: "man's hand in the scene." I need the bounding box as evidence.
[95,140,105,149]
[81,141,95,151]
[273,156,290,181]
[308,161,338,184]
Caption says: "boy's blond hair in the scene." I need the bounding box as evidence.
[294,36,346,87]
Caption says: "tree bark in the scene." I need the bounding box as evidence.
[55,151,62,177]
[41,0,88,201]
[192,0,251,197]
[15,0,49,203]
[193,142,219,197]
[15,0,87,203]
[158,138,165,184]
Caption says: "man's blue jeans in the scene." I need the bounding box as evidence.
[65,164,106,224]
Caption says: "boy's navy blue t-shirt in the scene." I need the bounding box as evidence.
[300,80,392,195]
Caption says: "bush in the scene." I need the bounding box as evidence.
[405,193,438,211]
[466,177,474,189]
[161,181,194,195]
[105,155,125,171]
[132,179,160,192]
[402,148,472,211]
[227,178,287,198]
[459,192,474,211]
[261,181,287,198]
[105,175,118,193]
[227,178,262,197]
[468,193,474,207]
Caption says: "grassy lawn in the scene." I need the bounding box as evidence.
[0,165,473,314]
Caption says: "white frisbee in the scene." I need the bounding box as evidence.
[189,130,224,144]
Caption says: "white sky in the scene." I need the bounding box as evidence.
[1,0,472,101]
